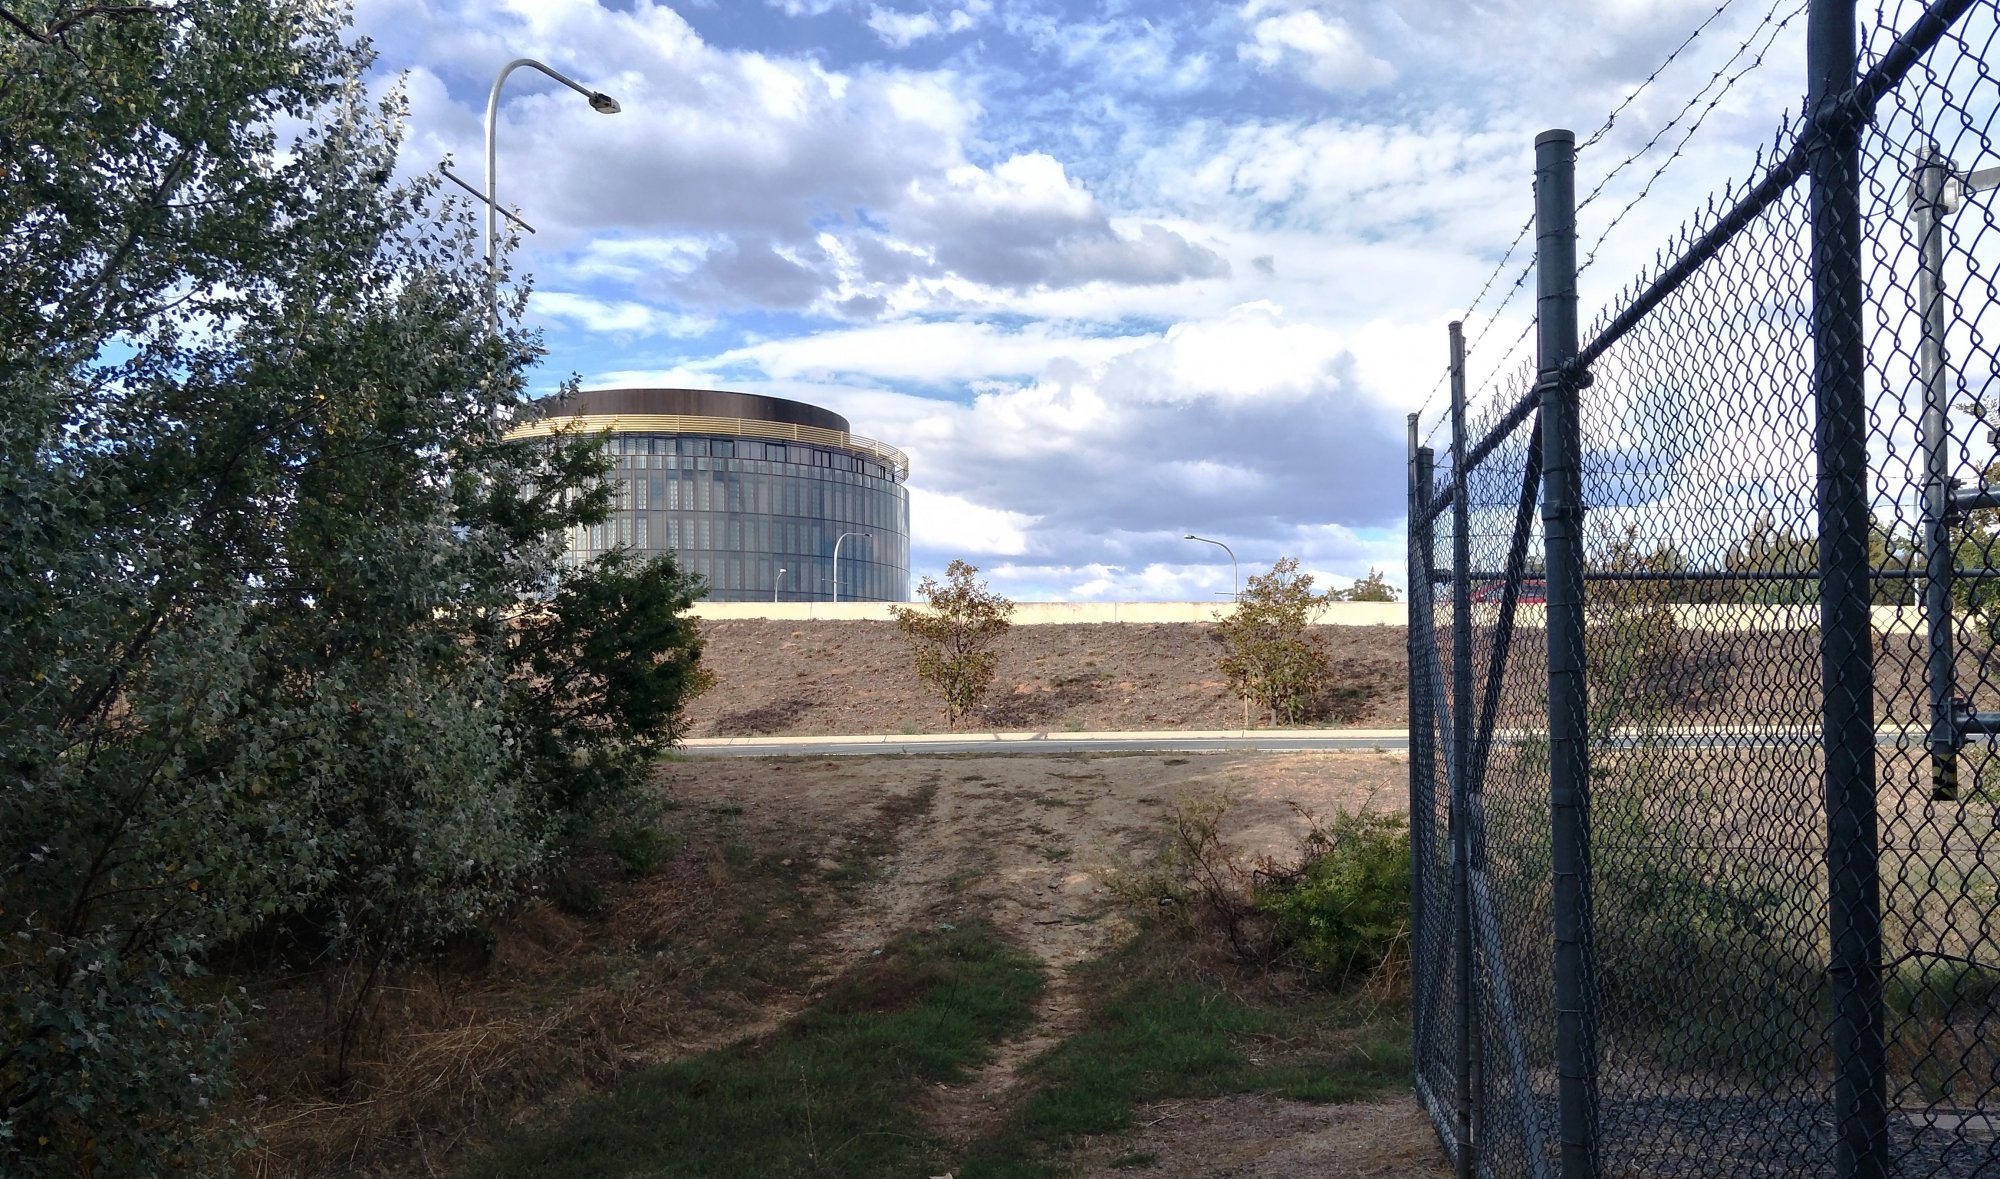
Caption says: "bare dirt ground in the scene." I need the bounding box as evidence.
[683,621,1411,737]
[681,618,1966,740]
[660,749,1450,1178]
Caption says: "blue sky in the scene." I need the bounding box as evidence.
[349,0,1817,601]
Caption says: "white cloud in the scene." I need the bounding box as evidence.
[696,320,1155,384]
[866,6,941,47]
[875,302,1405,587]
[1043,562,1232,603]
[1101,300,1349,405]
[909,488,1037,555]
[1237,3,1395,92]
[528,291,713,336]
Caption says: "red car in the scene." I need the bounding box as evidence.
[1470,580,1548,603]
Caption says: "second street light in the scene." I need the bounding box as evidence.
[483,57,620,324]
[832,532,870,604]
[1184,534,1239,601]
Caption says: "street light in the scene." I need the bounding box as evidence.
[774,567,787,604]
[831,532,870,604]
[484,58,620,321]
[1183,534,1238,601]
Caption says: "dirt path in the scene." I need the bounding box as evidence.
[659,749,1447,1176]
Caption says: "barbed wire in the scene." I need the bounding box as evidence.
[1412,213,1538,431]
[1576,0,1803,215]
[1577,0,1747,154]
[1465,256,1537,362]
[1418,0,1791,443]
[1463,213,1537,321]
[1574,0,1808,278]
[1421,310,1539,454]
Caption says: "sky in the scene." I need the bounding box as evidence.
[346,0,1826,602]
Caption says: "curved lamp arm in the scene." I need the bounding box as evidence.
[483,58,620,317]
[1183,533,1239,600]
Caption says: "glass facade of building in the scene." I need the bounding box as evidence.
[523,389,911,602]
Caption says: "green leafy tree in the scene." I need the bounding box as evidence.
[509,550,714,829]
[1330,568,1400,602]
[1721,516,1819,604]
[1214,557,1336,726]
[0,3,706,1171]
[1585,526,1685,731]
[1716,515,1916,606]
[891,560,1014,729]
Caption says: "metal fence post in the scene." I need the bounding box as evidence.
[1408,412,1433,1087]
[1806,2,1887,1175]
[1412,439,1461,1166]
[1535,127,1599,1179]
[1448,323,1478,1179]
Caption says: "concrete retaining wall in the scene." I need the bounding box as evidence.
[688,601,1407,626]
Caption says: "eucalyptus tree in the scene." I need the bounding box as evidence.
[0,3,703,1173]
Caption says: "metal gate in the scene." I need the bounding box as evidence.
[1408,2,2000,1175]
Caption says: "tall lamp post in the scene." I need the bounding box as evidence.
[1183,533,1239,601]
[484,58,620,322]
[831,532,870,604]
[774,567,788,604]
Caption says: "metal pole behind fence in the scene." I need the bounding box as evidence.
[1534,127,1599,1179]
[1806,1,1888,1175]
[1448,323,1478,1179]
[1913,145,1961,800]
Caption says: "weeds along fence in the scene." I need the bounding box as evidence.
[1407,1,2000,1176]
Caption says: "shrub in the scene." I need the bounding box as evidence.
[1255,810,1411,984]
[1107,792,1410,987]
[1585,525,1685,732]
[1330,569,1401,602]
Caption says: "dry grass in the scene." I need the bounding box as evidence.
[226,752,1434,1178]
[231,819,808,1177]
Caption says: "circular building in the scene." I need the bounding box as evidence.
[514,388,910,602]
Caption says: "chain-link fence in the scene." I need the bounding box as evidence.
[1409,2,2000,1175]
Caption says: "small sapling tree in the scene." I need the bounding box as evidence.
[891,560,1015,729]
[1214,557,1337,726]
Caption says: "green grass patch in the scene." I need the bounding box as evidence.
[954,934,1410,1179]
[470,920,1044,1179]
